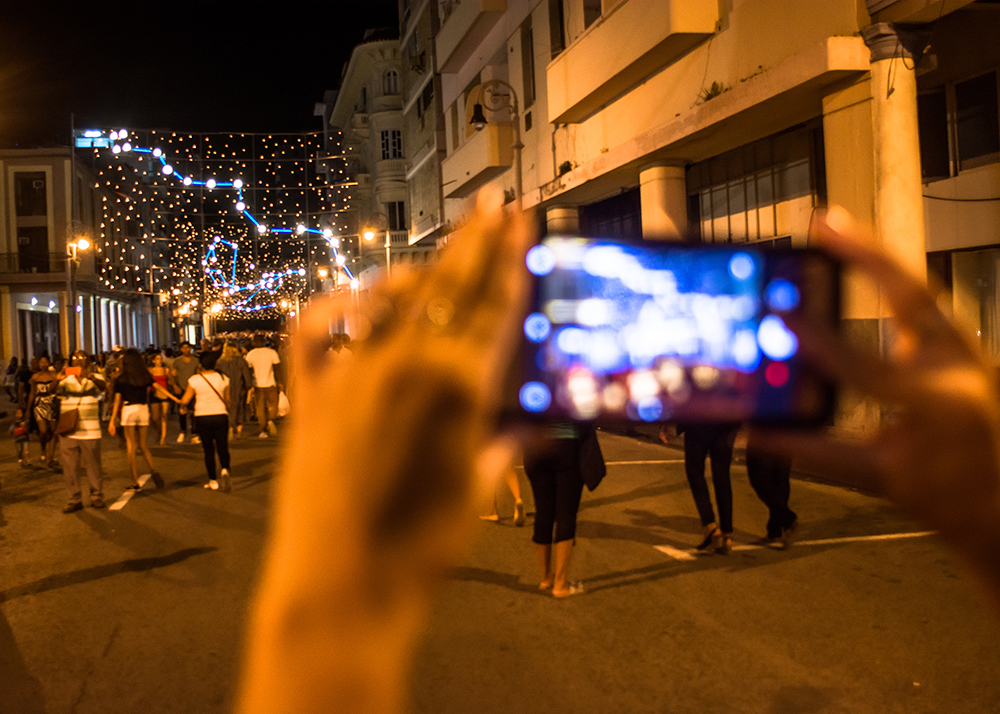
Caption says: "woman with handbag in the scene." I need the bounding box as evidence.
[175,350,232,492]
[524,422,588,598]
[55,352,107,513]
[108,349,167,491]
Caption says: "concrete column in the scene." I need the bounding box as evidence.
[545,206,580,235]
[639,164,687,241]
[862,22,933,283]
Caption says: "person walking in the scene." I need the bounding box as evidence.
[524,423,587,597]
[172,341,200,443]
[745,432,798,548]
[55,352,107,512]
[666,422,741,554]
[4,356,18,402]
[28,355,60,470]
[108,349,165,491]
[246,334,282,438]
[147,352,172,445]
[216,342,252,440]
[176,350,232,491]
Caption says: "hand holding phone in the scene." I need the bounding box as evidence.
[516,236,840,425]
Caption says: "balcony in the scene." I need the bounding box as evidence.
[547,0,718,124]
[374,159,408,201]
[390,230,409,246]
[436,0,507,74]
[441,122,513,198]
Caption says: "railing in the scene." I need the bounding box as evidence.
[390,230,409,245]
[0,252,67,274]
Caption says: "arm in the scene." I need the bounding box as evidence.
[755,207,1000,611]
[108,393,123,436]
[236,191,530,714]
[178,384,196,407]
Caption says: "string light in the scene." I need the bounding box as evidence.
[81,127,354,318]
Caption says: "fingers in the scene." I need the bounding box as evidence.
[812,208,968,349]
[788,316,909,402]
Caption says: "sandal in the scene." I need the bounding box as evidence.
[552,581,585,598]
[696,523,722,550]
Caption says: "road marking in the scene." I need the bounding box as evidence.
[653,544,697,561]
[655,530,937,559]
[606,460,685,465]
[108,473,151,511]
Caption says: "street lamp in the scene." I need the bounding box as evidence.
[469,78,524,209]
[65,221,91,354]
[363,214,392,279]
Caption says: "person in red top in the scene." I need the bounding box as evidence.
[147,352,173,445]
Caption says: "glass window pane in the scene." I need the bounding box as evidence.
[956,71,999,171]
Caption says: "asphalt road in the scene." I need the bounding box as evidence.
[1,424,998,714]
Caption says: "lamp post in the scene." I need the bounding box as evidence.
[363,213,392,279]
[65,221,90,354]
[469,79,524,209]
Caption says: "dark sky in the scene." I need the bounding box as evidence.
[0,0,399,147]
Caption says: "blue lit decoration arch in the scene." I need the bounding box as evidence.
[99,130,355,316]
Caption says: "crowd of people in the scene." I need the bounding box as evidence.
[1,331,357,511]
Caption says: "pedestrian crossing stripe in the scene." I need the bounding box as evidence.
[654,531,937,558]
[108,473,152,511]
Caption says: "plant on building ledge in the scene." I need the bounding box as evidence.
[558,161,574,176]
[699,81,727,103]
[503,188,516,205]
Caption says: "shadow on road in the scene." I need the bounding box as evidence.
[0,611,45,714]
[0,547,217,602]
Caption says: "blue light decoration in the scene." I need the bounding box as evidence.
[106,136,355,315]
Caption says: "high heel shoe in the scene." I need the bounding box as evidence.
[715,534,733,555]
[697,523,722,550]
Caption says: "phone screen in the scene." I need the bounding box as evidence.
[65,366,82,377]
[516,236,840,424]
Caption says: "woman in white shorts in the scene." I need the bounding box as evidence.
[109,349,171,491]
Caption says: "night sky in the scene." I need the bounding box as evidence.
[0,0,399,147]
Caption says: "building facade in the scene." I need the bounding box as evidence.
[330,28,435,288]
[0,148,165,361]
[427,0,1000,445]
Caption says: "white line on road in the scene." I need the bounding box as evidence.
[606,460,685,465]
[654,531,937,559]
[108,473,151,511]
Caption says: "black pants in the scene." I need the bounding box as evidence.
[194,414,230,480]
[682,423,740,534]
[524,437,584,545]
[745,445,796,539]
[179,395,195,434]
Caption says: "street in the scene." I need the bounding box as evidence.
[1,425,999,714]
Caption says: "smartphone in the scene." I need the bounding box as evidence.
[515,236,840,425]
[65,366,82,377]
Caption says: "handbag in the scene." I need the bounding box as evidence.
[578,424,606,492]
[54,399,79,435]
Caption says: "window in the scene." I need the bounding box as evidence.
[380,130,403,160]
[918,70,1000,181]
[386,201,408,231]
[918,89,950,181]
[583,0,602,29]
[14,173,47,217]
[549,0,566,59]
[357,87,367,113]
[686,125,823,245]
[521,17,536,109]
[955,71,999,172]
[383,70,399,96]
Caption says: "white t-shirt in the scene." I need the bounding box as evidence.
[246,347,280,388]
[189,372,230,417]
